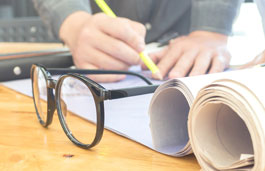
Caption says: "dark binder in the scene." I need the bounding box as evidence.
[0,48,73,81]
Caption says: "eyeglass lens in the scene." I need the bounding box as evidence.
[58,76,98,145]
[33,67,48,123]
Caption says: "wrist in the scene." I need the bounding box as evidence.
[189,30,228,43]
[59,11,92,48]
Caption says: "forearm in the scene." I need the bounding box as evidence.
[32,0,91,38]
[190,0,243,35]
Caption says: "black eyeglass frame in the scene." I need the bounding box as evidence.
[31,64,158,149]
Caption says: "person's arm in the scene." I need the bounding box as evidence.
[33,0,146,82]
[190,0,242,35]
[32,0,91,38]
[143,0,243,79]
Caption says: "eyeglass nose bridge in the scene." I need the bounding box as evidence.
[43,79,57,127]
[47,78,57,89]
[45,78,68,126]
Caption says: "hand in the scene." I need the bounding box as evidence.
[142,31,231,79]
[238,50,265,69]
[60,12,146,82]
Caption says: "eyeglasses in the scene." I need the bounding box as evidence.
[31,64,158,149]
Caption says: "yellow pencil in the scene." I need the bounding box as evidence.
[94,0,163,80]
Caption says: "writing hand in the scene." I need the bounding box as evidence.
[60,12,146,82]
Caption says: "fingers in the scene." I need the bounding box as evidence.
[189,51,212,76]
[129,20,146,38]
[81,63,126,83]
[141,47,168,70]
[149,48,227,79]
[168,50,198,78]
[208,55,226,74]
[73,13,144,68]
[155,47,182,78]
[59,12,147,83]
[148,31,230,79]
[74,46,130,70]
[209,51,231,73]
[96,14,146,53]
[90,29,140,65]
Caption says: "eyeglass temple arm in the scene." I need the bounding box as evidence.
[47,68,152,85]
[106,85,159,100]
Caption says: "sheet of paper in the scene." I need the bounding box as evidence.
[148,70,238,156]
[2,72,162,150]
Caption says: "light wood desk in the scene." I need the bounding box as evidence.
[0,43,200,170]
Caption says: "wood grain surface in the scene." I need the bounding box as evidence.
[0,43,200,170]
[0,43,64,54]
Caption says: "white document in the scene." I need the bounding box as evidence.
[1,68,234,156]
[3,67,265,171]
[2,73,162,149]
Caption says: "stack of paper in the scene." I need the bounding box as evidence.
[188,67,265,170]
[148,68,235,156]
[148,67,265,170]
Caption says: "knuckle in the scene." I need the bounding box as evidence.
[119,27,131,42]
[201,46,212,52]
[94,13,107,20]
[79,28,90,38]
[119,19,131,30]
[201,49,212,55]
[128,34,139,47]
[118,19,137,43]
[169,45,183,56]
[120,18,131,26]
[136,23,146,35]
[92,13,109,28]
[79,26,95,41]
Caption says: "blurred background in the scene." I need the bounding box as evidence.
[0,0,37,18]
[0,0,264,66]
[0,0,59,42]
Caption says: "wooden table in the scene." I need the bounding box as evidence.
[0,43,200,170]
